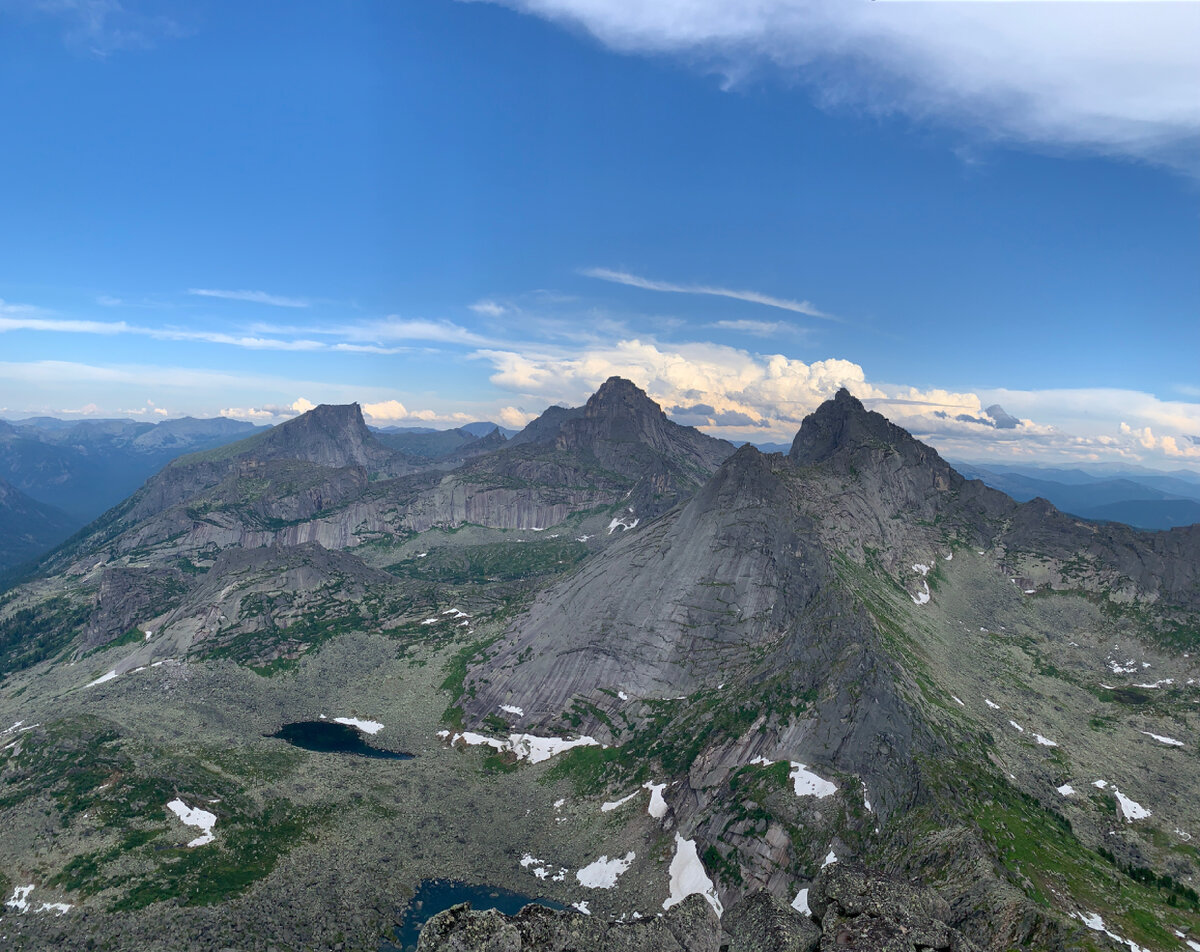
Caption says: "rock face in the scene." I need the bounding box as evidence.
[462,441,934,818]
[246,403,400,472]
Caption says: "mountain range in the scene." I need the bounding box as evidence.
[0,379,1198,952]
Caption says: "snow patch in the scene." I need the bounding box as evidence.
[6,885,34,913]
[167,799,217,847]
[791,888,810,916]
[1134,679,1174,689]
[334,717,384,734]
[821,850,838,869]
[663,834,722,916]
[607,516,640,534]
[912,563,930,576]
[1093,780,1108,789]
[1057,784,1075,797]
[86,670,118,688]
[644,781,669,820]
[789,763,838,798]
[572,901,591,915]
[576,852,634,888]
[1035,734,1058,747]
[1010,720,1024,733]
[1140,731,1185,747]
[601,791,639,812]
[911,581,930,605]
[985,699,1000,710]
[617,690,629,700]
[499,704,525,717]
[445,730,601,764]
[951,695,964,706]
[520,853,567,882]
[1114,788,1151,822]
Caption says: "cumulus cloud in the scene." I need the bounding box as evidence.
[291,397,316,414]
[492,0,1200,170]
[473,337,1200,464]
[361,399,409,421]
[497,406,539,429]
[220,406,277,421]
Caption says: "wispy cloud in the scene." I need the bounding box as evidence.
[469,299,509,317]
[188,288,310,308]
[491,0,1200,172]
[581,267,838,320]
[711,319,806,338]
[20,0,186,56]
[1,315,132,334]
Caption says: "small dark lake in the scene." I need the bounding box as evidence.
[270,721,413,760]
[381,879,566,952]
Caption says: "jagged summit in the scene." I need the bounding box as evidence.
[238,403,397,471]
[791,389,929,467]
[585,375,664,418]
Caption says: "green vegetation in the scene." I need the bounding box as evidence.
[921,758,1200,949]
[386,538,589,585]
[0,595,91,674]
[440,635,500,727]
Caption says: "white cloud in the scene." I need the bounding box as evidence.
[349,316,496,347]
[582,267,837,319]
[712,319,800,338]
[220,406,277,421]
[492,0,1200,171]
[361,399,409,421]
[1,315,131,334]
[469,299,509,317]
[0,298,44,315]
[188,288,309,308]
[497,405,538,428]
[473,338,1200,465]
[291,397,316,414]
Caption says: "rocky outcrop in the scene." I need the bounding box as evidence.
[417,893,722,952]
[725,891,821,952]
[415,875,976,952]
[808,864,979,952]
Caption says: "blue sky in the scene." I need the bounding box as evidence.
[1,0,1198,466]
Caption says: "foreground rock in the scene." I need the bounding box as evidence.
[417,893,722,951]
[808,863,979,952]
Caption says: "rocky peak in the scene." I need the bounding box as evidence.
[789,389,959,488]
[585,375,665,420]
[254,403,394,470]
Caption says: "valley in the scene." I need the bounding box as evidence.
[1,380,1198,952]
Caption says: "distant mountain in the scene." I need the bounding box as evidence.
[954,461,1200,529]
[459,421,518,439]
[0,478,80,575]
[0,415,264,521]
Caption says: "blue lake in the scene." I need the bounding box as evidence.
[381,879,567,951]
[270,721,413,760]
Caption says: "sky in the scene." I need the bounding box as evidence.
[1,0,1198,468]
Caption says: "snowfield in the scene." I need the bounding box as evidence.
[576,852,635,889]
[166,799,217,847]
[663,834,722,915]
